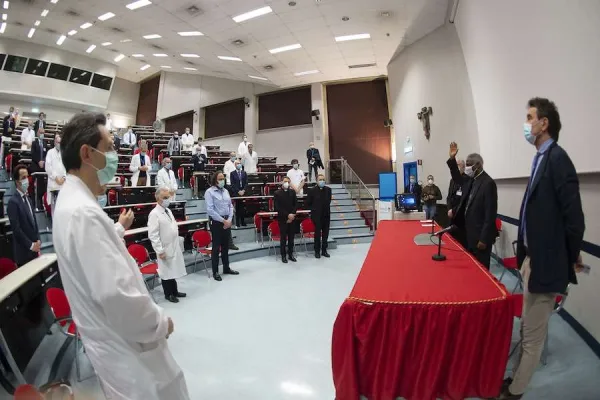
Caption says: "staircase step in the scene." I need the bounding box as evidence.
[330,225,371,235]
[330,199,356,206]
[331,193,351,200]
[330,217,365,227]
[330,204,360,212]
[331,232,374,245]
[331,211,361,219]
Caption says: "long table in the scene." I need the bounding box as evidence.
[331,220,512,400]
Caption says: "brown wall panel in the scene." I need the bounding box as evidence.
[258,86,311,130]
[326,79,392,184]
[204,98,245,138]
[136,75,160,126]
[165,111,194,135]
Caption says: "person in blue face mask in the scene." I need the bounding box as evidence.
[50,112,190,400]
[306,173,332,258]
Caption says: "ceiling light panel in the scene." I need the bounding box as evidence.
[34,20,40,26]
[161,65,171,69]
[28,28,35,38]
[120,38,131,42]
[86,44,96,53]
[232,6,272,23]
[98,12,115,21]
[56,35,66,45]
[101,42,112,46]
[269,43,301,54]
[114,54,125,62]
[184,67,197,71]
[0,22,6,34]
[3,1,8,11]
[335,33,371,42]
[68,29,77,35]
[126,0,151,10]
[140,64,150,71]
[132,54,144,57]
[143,33,161,39]
[153,53,167,57]
[51,0,59,3]
[80,22,92,29]
[294,70,319,76]
[248,75,268,81]
[180,53,199,58]
[218,56,242,61]
[178,31,203,36]
[41,9,49,17]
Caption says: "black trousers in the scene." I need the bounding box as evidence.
[313,215,330,252]
[161,279,179,297]
[470,246,492,270]
[33,170,47,210]
[308,163,319,181]
[279,220,296,257]
[235,199,245,226]
[210,219,231,274]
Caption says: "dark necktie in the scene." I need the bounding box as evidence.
[519,152,542,237]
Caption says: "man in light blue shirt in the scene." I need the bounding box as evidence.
[204,171,239,281]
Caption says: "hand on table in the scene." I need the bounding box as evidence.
[119,209,135,230]
[449,142,459,159]
[476,241,487,250]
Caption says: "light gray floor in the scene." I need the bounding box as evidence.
[4,245,600,400]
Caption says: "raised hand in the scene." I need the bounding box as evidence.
[449,142,459,158]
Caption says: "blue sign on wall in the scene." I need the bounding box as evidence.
[378,172,397,201]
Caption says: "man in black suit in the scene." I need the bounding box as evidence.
[446,159,470,247]
[30,131,48,210]
[306,142,324,182]
[7,164,41,266]
[306,174,332,258]
[274,176,298,263]
[447,142,497,269]
[230,160,248,227]
[33,112,46,135]
[494,98,585,400]
[404,175,422,211]
[1,109,15,170]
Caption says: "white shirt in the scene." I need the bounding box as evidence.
[181,133,194,151]
[192,144,207,158]
[123,130,136,146]
[223,160,236,185]
[287,168,306,195]
[243,151,258,174]
[45,147,66,192]
[21,128,35,149]
[237,141,248,158]
[105,118,113,131]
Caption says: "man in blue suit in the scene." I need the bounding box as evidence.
[230,160,248,227]
[7,164,41,266]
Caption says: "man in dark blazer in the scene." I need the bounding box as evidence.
[7,164,41,266]
[306,142,324,182]
[447,142,497,269]
[274,176,298,263]
[230,160,248,227]
[446,159,470,247]
[306,174,332,258]
[404,175,422,211]
[33,112,46,135]
[30,131,48,210]
[494,98,585,400]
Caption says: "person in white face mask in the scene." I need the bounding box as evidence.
[52,112,190,400]
[181,127,194,152]
[286,158,305,196]
[237,134,249,159]
[45,133,67,210]
[421,175,442,220]
[157,157,178,201]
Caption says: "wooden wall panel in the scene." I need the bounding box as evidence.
[258,86,311,130]
[136,75,160,126]
[164,111,194,135]
[326,79,392,184]
[205,98,245,138]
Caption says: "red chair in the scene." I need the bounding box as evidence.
[157,152,164,166]
[499,241,523,293]
[268,198,274,212]
[0,258,17,279]
[14,382,74,399]
[267,221,280,256]
[177,167,184,188]
[42,192,51,217]
[5,154,12,177]
[263,185,270,196]
[254,214,263,243]
[134,148,140,155]
[190,176,197,198]
[127,244,159,302]
[46,288,87,382]
[107,189,117,206]
[192,230,211,277]
[300,218,316,255]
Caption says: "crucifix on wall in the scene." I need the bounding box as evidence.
[417,106,433,140]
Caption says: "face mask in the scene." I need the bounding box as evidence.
[464,165,475,178]
[236,164,242,170]
[97,194,107,208]
[293,164,299,170]
[20,178,29,192]
[174,135,179,139]
[428,179,434,185]
[283,182,290,190]
[523,122,536,145]
[243,137,248,142]
[162,199,171,209]
[39,134,44,140]
[165,163,172,170]
[89,148,119,186]
[217,179,225,189]
[186,131,190,135]
[141,151,146,156]
[231,157,236,162]
[410,179,416,184]
[318,180,325,188]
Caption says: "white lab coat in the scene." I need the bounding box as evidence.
[147,205,187,280]
[105,118,113,132]
[243,151,258,174]
[237,141,248,158]
[192,144,207,158]
[52,175,189,400]
[129,153,152,187]
[157,168,178,199]
[223,160,236,185]
[21,128,35,150]
[123,131,137,147]
[181,133,194,152]
[45,148,66,196]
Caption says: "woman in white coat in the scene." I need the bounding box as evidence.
[45,134,66,209]
[52,112,189,400]
[148,187,187,303]
[129,140,152,187]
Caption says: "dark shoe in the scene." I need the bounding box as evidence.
[322,250,330,258]
[166,295,179,303]
[289,255,297,262]
[229,244,239,251]
[241,223,247,227]
[223,269,239,275]
[501,378,513,393]
[213,273,222,282]
[175,292,187,298]
[315,252,321,259]
[490,387,522,400]
[282,256,288,264]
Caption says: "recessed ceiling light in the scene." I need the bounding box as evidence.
[184,67,197,71]
[2,1,8,10]
[41,9,49,17]
[335,33,371,42]
[178,31,203,37]
[68,29,77,35]
[86,44,96,53]
[248,75,268,81]
[34,20,40,26]
[132,54,144,57]
[51,0,59,3]
[98,12,115,21]
[153,53,168,57]
[143,33,161,39]
[218,56,242,61]
[80,22,92,29]
[28,27,35,38]
[101,42,112,46]
[114,53,125,62]
[120,38,131,42]
[126,0,151,10]
[56,35,66,45]
[269,43,301,54]
[31,107,39,112]
[160,65,171,69]
[1,13,5,21]
[140,64,150,71]
[180,53,199,58]
[294,69,319,76]
[233,6,272,23]
[0,22,6,34]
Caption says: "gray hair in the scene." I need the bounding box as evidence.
[162,157,171,166]
[155,186,170,196]
[230,151,236,157]
[466,153,484,168]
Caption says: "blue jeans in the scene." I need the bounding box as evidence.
[424,204,437,220]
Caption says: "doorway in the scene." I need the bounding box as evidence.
[402,161,418,192]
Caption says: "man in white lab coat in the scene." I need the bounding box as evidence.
[148,186,187,303]
[123,126,137,148]
[52,112,189,400]
[105,113,113,132]
[223,152,237,186]
[243,143,258,174]
[181,127,194,152]
[192,138,208,158]
[20,121,35,150]
[157,157,178,200]
[45,134,66,209]
[129,140,152,187]
[237,134,249,159]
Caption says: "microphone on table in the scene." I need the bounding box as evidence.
[431,225,456,261]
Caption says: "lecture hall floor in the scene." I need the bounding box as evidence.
[4,244,600,400]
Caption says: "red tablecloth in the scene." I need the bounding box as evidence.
[332,220,513,400]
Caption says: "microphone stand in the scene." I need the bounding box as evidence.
[432,232,447,261]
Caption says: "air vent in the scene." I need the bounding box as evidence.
[185,60,196,66]
[111,27,126,33]
[20,0,35,4]
[46,28,58,34]
[348,63,376,69]
[111,49,119,53]
[14,21,24,27]
[185,5,203,16]
[231,39,245,46]
[65,10,80,17]
[380,11,392,18]
[151,44,164,50]
[78,38,89,43]
[263,65,274,70]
